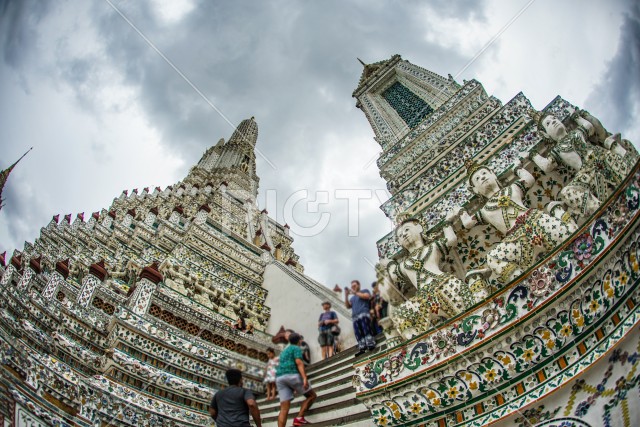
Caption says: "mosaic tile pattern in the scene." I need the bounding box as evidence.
[355,56,640,427]
[0,117,304,425]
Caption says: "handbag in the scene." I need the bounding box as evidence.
[330,325,341,336]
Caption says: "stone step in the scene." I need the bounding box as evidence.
[259,385,351,413]
[260,395,371,426]
[306,338,387,378]
[258,369,354,414]
[259,355,356,401]
[256,338,386,426]
[258,343,382,412]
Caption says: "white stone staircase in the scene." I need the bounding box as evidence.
[258,340,386,426]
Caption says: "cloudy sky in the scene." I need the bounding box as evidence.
[1,0,638,291]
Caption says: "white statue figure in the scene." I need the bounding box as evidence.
[162,266,182,293]
[387,218,475,339]
[528,109,631,216]
[194,291,213,309]
[162,264,192,295]
[575,110,637,158]
[109,264,126,280]
[451,160,577,286]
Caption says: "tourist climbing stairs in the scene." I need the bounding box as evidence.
[258,338,387,427]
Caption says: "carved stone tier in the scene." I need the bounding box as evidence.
[0,116,323,425]
[353,162,640,426]
[376,96,577,259]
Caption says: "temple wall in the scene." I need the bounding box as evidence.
[495,324,640,427]
[352,55,640,427]
[263,262,356,360]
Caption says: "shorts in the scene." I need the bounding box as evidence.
[276,374,312,402]
[318,329,335,346]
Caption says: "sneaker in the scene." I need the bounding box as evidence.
[354,349,366,358]
[293,416,311,426]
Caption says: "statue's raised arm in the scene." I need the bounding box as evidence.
[448,160,577,286]
[386,218,474,339]
[527,109,632,216]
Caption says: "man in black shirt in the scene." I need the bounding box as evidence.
[209,368,262,427]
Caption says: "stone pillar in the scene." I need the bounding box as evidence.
[1,254,22,287]
[169,206,183,225]
[122,210,135,228]
[87,212,99,229]
[47,214,60,230]
[71,213,84,230]
[0,264,16,287]
[42,272,63,300]
[129,262,163,315]
[259,209,275,250]
[77,261,107,308]
[42,260,70,300]
[144,207,158,227]
[195,204,211,225]
[17,256,42,292]
[246,200,256,241]
[16,268,36,293]
[102,211,116,229]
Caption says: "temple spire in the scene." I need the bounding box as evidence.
[188,117,260,200]
[357,57,366,67]
[352,55,461,149]
[0,147,33,211]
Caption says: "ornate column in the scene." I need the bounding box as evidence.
[169,205,183,225]
[0,264,16,287]
[259,209,274,251]
[101,211,115,229]
[129,262,163,315]
[42,260,70,300]
[16,256,42,292]
[86,211,99,229]
[77,261,107,308]
[122,209,135,228]
[194,204,211,225]
[0,253,22,287]
[144,207,158,227]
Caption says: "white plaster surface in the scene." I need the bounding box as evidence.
[263,262,356,361]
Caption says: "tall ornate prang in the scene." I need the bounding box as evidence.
[353,55,461,154]
[352,56,640,427]
[0,117,353,426]
[188,116,260,201]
